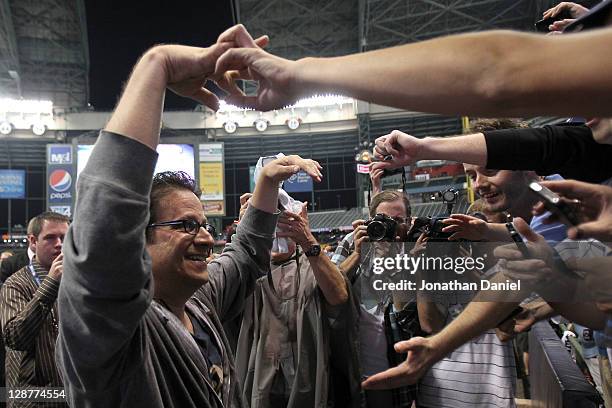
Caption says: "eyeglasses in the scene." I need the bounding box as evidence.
[147,219,216,236]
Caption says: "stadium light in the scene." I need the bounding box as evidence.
[31,122,47,136]
[0,120,13,135]
[286,117,301,130]
[254,118,268,132]
[223,121,237,134]
[217,95,353,113]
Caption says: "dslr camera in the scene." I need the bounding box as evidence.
[365,213,399,242]
[408,188,459,243]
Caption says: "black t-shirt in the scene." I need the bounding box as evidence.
[484,124,612,183]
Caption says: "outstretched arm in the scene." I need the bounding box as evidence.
[217,28,612,117]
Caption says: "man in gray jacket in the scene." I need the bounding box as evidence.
[55,25,323,408]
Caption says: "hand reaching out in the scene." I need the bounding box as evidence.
[260,155,322,184]
[534,180,612,241]
[372,130,424,172]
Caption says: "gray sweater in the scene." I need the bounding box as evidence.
[55,131,276,408]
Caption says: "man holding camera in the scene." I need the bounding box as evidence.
[332,190,418,407]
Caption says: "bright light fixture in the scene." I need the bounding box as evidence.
[287,117,301,130]
[0,121,13,135]
[223,121,237,134]
[31,123,46,136]
[254,119,268,132]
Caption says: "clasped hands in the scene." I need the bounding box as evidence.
[149,24,300,112]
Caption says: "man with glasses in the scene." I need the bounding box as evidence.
[55,26,323,408]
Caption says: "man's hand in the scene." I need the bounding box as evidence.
[371,130,424,171]
[238,192,252,221]
[158,25,268,110]
[493,218,555,285]
[214,44,300,111]
[495,307,537,342]
[542,2,589,32]
[566,256,612,313]
[409,232,429,256]
[369,165,384,195]
[260,154,322,184]
[588,117,612,145]
[350,220,368,255]
[543,2,589,20]
[48,253,64,281]
[277,202,316,248]
[534,180,612,241]
[440,214,490,241]
[362,336,439,389]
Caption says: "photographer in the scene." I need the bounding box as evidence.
[332,190,419,407]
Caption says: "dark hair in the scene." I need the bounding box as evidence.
[369,190,411,219]
[147,171,201,241]
[30,212,70,238]
[465,118,529,134]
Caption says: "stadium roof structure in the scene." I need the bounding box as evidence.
[0,0,589,168]
[233,0,569,72]
[0,0,89,108]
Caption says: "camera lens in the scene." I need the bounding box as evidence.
[367,221,387,241]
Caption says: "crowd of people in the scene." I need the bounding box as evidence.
[1,1,612,407]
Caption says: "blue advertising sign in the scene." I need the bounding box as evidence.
[283,170,313,193]
[47,144,74,216]
[0,170,25,199]
[48,145,72,164]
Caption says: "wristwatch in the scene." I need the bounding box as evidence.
[304,243,321,257]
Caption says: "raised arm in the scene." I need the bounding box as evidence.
[216,28,612,117]
[277,203,348,305]
[57,25,263,387]
[204,155,322,321]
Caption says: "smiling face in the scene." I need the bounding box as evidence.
[463,165,538,218]
[146,188,214,297]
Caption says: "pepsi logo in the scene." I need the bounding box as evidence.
[49,170,72,193]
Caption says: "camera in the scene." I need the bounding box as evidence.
[408,188,460,242]
[365,213,399,241]
[382,167,404,178]
[408,216,453,242]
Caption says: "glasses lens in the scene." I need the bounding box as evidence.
[184,220,199,234]
[205,224,216,236]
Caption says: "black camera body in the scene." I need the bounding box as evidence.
[407,187,459,242]
[408,216,453,242]
[365,213,398,241]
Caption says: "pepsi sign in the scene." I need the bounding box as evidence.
[49,169,72,200]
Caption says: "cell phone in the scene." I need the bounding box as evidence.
[261,156,277,166]
[528,182,579,226]
[534,9,572,32]
[505,221,530,258]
